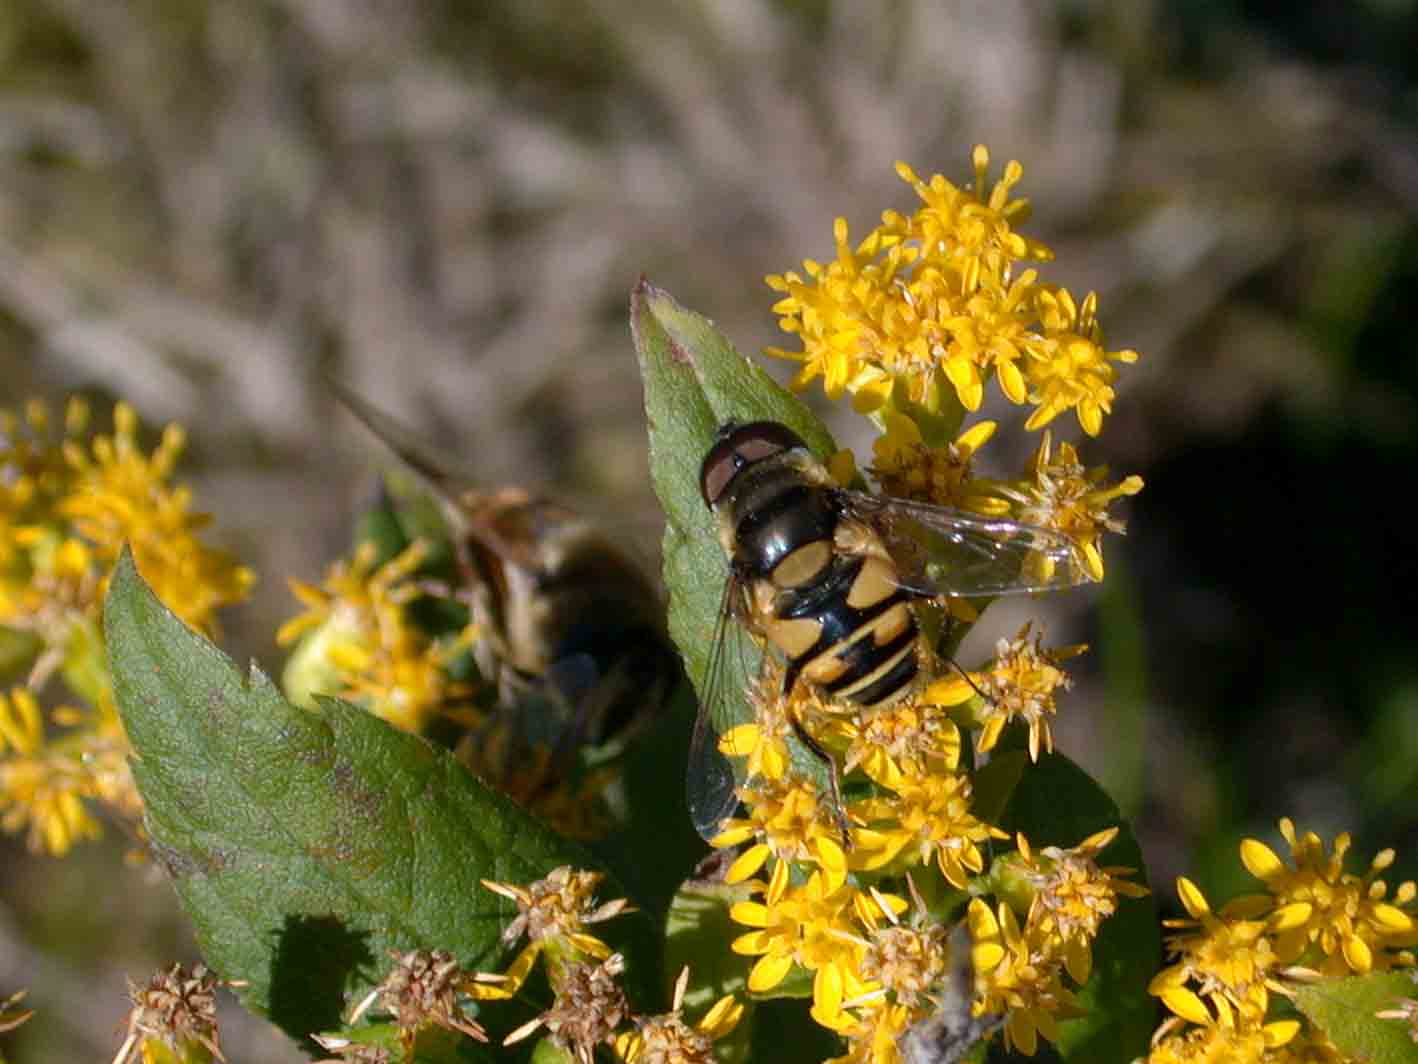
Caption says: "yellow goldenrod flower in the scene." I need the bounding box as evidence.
[828,902,969,1064]
[0,397,251,855]
[765,148,1136,435]
[718,718,790,784]
[826,701,962,792]
[0,686,102,854]
[1239,817,1418,975]
[280,541,472,734]
[1007,829,1149,985]
[58,402,253,634]
[1022,287,1138,437]
[1152,877,1279,1023]
[111,964,226,1064]
[472,867,633,1001]
[825,1000,917,1064]
[729,870,903,1018]
[711,774,849,898]
[718,659,810,783]
[968,898,1081,1056]
[2,397,251,645]
[850,770,1007,886]
[854,901,952,1013]
[869,413,1007,514]
[997,432,1143,583]
[345,949,488,1056]
[614,967,743,1064]
[926,623,1086,762]
[1143,990,1297,1064]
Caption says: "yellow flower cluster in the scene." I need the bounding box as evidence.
[1147,819,1418,1062]
[699,149,1150,1063]
[278,539,621,840]
[766,148,1137,436]
[0,397,252,855]
[279,540,474,735]
[465,867,742,1064]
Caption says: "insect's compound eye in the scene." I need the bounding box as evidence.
[699,421,808,507]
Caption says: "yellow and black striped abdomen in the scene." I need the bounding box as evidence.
[763,552,920,710]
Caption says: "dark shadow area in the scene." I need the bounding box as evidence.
[268,914,375,1052]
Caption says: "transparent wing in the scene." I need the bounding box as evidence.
[841,491,1091,597]
[686,575,762,840]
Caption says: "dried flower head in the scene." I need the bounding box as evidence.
[616,967,744,1064]
[346,949,487,1054]
[112,964,225,1064]
[504,953,629,1063]
[473,867,634,1000]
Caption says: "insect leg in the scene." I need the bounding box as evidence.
[788,707,852,851]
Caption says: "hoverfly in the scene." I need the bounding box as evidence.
[332,383,678,793]
[687,420,1089,839]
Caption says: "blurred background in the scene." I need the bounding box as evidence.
[2,0,1417,1059]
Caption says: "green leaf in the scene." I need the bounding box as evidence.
[630,280,836,790]
[749,998,843,1063]
[663,878,751,1011]
[351,481,414,568]
[971,750,1028,828]
[104,552,658,1048]
[1295,972,1418,1063]
[991,736,1159,1063]
[595,682,708,918]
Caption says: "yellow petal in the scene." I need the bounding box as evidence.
[709,824,754,848]
[997,359,1027,404]
[1239,838,1284,881]
[732,930,774,956]
[813,964,844,1020]
[726,844,770,885]
[766,857,791,906]
[1342,932,1373,974]
[1263,1019,1300,1048]
[748,952,794,993]
[1268,901,1313,932]
[1160,987,1212,1026]
[1176,877,1211,919]
[956,419,997,453]
[721,725,760,757]
[814,837,847,891]
[699,995,744,1039]
[1371,903,1413,932]
[729,901,769,928]
[923,675,974,706]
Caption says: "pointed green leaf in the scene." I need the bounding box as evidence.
[631,280,836,791]
[664,877,751,1013]
[1295,972,1418,1063]
[992,736,1159,1062]
[104,552,657,1048]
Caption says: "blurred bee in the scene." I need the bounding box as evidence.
[332,384,679,794]
[688,420,1088,839]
